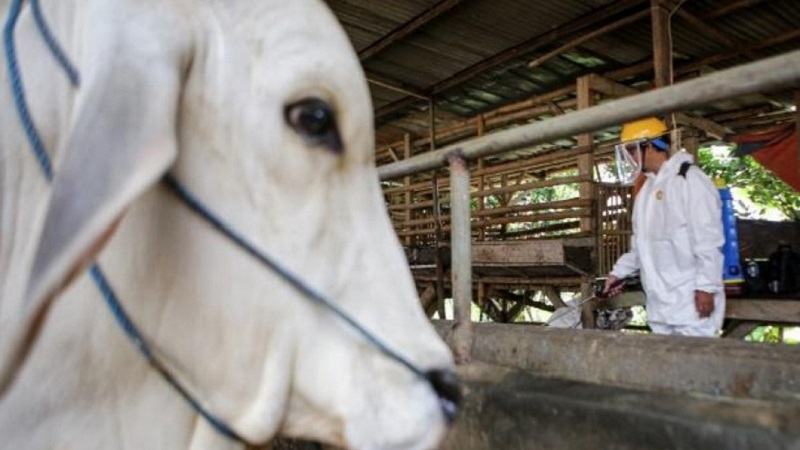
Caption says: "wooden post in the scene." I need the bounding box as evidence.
[577,75,596,329]
[683,130,700,159]
[477,115,486,241]
[429,98,437,153]
[450,154,473,363]
[795,90,799,182]
[651,0,672,89]
[403,133,413,247]
[576,76,595,236]
[478,282,486,321]
[580,281,595,329]
[651,0,676,136]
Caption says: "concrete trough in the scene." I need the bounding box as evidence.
[434,322,800,450]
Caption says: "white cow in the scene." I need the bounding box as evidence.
[0,0,457,449]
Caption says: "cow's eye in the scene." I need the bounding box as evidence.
[285,98,342,153]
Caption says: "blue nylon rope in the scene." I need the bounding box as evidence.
[30,0,80,86]
[163,174,427,380]
[5,0,429,442]
[89,266,241,440]
[4,0,53,180]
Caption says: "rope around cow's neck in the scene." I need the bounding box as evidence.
[4,0,429,442]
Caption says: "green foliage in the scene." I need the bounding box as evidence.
[746,326,783,343]
[516,183,579,205]
[744,326,800,344]
[697,146,800,220]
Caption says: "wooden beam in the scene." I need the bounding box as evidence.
[358,0,466,61]
[528,10,649,69]
[726,299,800,323]
[703,0,767,20]
[374,0,649,119]
[650,0,672,89]
[542,286,567,309]
[367,73,429,100]
[796,90,800,185]
[674,9,757,60]
[418,284,438,317]
[386,146,400,162]
[673,113,731,140]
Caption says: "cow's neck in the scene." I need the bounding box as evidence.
[0,249,245,449]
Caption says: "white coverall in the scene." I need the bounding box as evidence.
[611,151,726,337]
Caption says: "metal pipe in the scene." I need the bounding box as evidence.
[379,50,800,181]
[449,154,473,363]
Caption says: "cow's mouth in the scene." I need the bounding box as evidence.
[425,369,461,424]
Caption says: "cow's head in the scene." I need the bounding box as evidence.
[17,0,457,448]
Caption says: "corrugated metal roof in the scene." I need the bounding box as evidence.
[327,0,800,148]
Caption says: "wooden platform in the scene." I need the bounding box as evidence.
[596,291,800,324]
[407,238,593,286]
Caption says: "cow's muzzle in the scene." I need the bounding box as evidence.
[425,369,461,424]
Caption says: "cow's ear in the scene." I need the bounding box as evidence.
[25,55,183,309]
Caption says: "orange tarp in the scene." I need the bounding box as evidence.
[733,125,799,193]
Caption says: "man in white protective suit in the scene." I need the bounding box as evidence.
[604,117,726,337]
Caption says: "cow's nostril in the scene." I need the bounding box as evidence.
[425,369,461,424]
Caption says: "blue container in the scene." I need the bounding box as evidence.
[716,179,744,288]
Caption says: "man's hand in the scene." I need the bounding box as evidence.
[602,275,625,298]
[695,290,715,318]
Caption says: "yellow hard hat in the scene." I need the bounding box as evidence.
[620,117,668,143]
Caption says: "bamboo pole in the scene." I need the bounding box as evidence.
[378,50,800,181]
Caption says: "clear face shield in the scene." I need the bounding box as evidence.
[613,140,644,185]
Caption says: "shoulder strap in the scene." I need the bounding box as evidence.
[678,161,692,178]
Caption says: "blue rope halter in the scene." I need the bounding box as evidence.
[4,0,428,441]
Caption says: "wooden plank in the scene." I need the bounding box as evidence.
[673,113,731,140]
[366,73,429,100]
[727,299,800,323]
[703,0,767,20]
[358,0,466,61]
[527,10,649,69]
[472,241,565,266]
[599,293,800,324]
